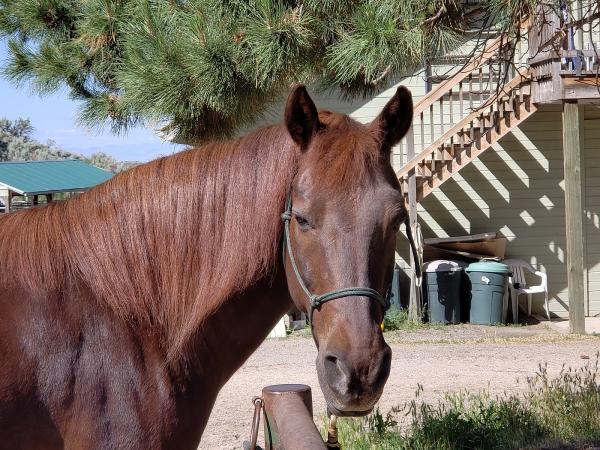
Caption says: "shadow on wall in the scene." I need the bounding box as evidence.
[395,105,588,318]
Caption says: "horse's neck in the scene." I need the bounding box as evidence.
[170,268,291,441]
[186,267,292,385]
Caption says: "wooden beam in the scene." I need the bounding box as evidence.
[0,189,10,214]
[562,101,586,334]
[405,126,421,321]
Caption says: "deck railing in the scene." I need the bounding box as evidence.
[529,1,600,79]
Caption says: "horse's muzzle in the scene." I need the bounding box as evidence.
[317,344,392,416]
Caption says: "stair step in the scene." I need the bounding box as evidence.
[399,52,534,205]
[423,159,445,172]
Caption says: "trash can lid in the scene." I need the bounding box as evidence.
[424,260,468,273]
[465,260,511,274]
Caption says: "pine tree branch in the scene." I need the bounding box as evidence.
[369,65,392,86]
[0,0,529,143]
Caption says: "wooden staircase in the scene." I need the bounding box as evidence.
[397,36,537,203]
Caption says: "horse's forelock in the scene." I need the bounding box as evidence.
[304,111,382,188]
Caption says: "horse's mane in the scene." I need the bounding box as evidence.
[0,112,382,359]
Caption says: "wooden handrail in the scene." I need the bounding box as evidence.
[397,70,531,179]
[414,19,530,117]
[413,35,503,116]
[531,10,600,59]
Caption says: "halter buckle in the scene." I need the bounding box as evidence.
[310,295,321,308]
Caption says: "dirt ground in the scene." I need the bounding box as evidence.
[199,324,600,450]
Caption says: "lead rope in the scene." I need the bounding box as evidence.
[412,221,423,288]
[325,414,341,449]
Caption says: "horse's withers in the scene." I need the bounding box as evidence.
[282,85,414,416]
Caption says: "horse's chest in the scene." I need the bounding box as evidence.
[0,287,206,449]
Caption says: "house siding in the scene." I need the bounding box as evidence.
[319,84,600,318]
[408,106,571,317]
[254,49,599,317]
[585,105,600,316]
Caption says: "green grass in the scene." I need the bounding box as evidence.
[327,356,600,450]
[287,307,431,338]
[383,307,431,331]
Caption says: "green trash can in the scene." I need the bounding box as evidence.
[465,261,512,325]
[424,260,467,324]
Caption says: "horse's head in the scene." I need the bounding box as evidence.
[282,85,413,417]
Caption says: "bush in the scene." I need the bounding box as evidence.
[383,308,427,331]
[331,355,600,450]
[383,308,410,331]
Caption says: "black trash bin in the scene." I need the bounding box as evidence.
[465,260,511,325]
[390,264,402,309]
[424,260,467,324]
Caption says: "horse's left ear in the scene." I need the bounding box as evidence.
[285,85,320,149]
[370,86,413,150]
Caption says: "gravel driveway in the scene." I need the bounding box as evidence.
[199,324,600,450]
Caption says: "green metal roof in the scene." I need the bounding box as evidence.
[0,160,113,195]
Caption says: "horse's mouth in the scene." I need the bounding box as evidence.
[326,403,374,418]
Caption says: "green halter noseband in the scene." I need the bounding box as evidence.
[281,194,391,324]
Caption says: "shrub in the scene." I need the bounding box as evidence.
[331,356,600,450]
[383,307,427,331]
[383,308,410,331]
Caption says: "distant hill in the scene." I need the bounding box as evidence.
[0,118,139,173]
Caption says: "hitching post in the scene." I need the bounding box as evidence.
[262,384,328,450]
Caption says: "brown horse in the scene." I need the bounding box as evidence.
[0,85,415,449]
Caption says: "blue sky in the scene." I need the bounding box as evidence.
[0,41,182,162]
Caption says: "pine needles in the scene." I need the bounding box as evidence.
[0,0,534,144]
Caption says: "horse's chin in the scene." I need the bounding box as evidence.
[326,403,374,418]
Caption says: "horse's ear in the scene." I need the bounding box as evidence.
[370,86,413,150]
[285,85,320,148]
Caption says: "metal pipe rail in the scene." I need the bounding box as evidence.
[244,384,340,450]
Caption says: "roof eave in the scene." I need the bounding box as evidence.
[0,182,25,195]
[24,188,92,196]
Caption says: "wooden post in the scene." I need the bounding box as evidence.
[0,188,10,213]
[406,125,421,321]
[562,101,586,334]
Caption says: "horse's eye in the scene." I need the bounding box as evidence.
[295,215,312,231]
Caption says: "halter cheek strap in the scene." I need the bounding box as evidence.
[281,194,390,324]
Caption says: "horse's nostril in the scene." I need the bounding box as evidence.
[323,353,350,393]
[324,353,340,375]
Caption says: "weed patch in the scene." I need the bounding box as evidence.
[329,356,600,450]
